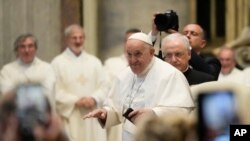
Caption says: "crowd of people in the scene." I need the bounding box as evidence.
[0,11,250,141]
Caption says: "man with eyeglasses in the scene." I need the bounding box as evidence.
[162,33,215,85]
[149,15,221,79]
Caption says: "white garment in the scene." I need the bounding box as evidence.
[103,57,194,141]
[51,48,107,141]
[104,54,128,91]
[103,54,127,141]
[243,67,250,86]
[218,68,245,84]
[0,57,56,109]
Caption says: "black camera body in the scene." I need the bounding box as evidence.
[154,10,179,31]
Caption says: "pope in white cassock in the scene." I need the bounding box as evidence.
[0,34,56,108]
[84,32,195,141]
[103,28,141,141]
[51,24,107,141]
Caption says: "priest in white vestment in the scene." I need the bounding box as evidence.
[218,47,245,84]
[84,32,195,141]
[51,24,107,141]
[0,34,56,109]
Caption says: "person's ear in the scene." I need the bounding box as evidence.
[150,48,155,56]
[187,51,191,61]
[200,40,207,49]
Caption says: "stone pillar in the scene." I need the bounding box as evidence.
[83,0,98,56]
[226,0,250,42]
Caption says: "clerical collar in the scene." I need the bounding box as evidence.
[137,57,155,77]
[182,66,190,73]
[18,57,37,67]
[66,48,84,58]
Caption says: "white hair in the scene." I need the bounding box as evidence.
[162,33,191,52]
[64,24,83,37]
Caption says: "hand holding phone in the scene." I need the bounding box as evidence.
[123,108,134,122]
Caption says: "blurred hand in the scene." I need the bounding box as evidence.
[83,108,107,120]
[165,29,178,34]
[0,114,19,141]
[128,108,156,124]
[75,97,96,108]
[34,113,66,141]
[151,13,159,36]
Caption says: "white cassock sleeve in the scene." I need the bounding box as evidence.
[54,81,79,118]
[0,67,15,94]
[152,70,194,116]
[90,63,109,108]
[52,63,79,118]
[98,78,122,129]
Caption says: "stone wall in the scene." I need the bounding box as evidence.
[98,0,191,61]
[0,0,191,67]
[0,0,61,68]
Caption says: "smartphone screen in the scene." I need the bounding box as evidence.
[16,84,51,140]
[197,91,239,141]
[16,84,48,112]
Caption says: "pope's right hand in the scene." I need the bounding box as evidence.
[83,108,107,120]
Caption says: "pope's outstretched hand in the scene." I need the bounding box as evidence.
[83,108,107,120]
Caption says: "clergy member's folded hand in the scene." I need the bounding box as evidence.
[75,97,96,108]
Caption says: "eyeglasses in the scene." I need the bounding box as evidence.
[164,52,185,60]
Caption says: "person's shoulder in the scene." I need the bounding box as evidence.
[243,67,250,72]
[83,52,102,65]
[233,67,243,72]
[191,69,216,80]
[115,66,132,79]
[104,56,121,64]
[33,58,54,72]
[1,60,17,71]
[154,57,180,73]
[51,52,65,64]
[36,58,50,66]
[203,56,221,65]
[104,55,126,66]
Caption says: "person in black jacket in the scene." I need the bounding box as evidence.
[182,24,221,79]
[162,33,216,85]
[149,14,221,79]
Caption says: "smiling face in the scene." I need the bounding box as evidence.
[16,37,37,64]
[125,40,154,75]
[66,25,85,56]
[218,48,236,75]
